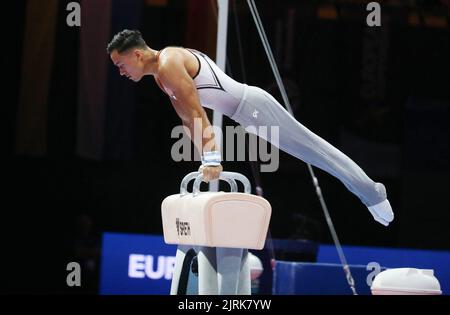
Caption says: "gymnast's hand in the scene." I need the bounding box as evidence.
[199,164,223,183]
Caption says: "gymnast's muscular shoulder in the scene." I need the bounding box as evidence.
[155,47,199,80]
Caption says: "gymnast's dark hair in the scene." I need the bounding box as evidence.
[107,29,147,54]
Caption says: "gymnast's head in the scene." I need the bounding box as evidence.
[107,29,153,82]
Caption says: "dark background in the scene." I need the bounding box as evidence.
[2,0,449,293]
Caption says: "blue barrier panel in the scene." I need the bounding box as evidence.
[273,261,380,295]
[273,243,450,295]
[318,244,450,295]
[100,232,176,295]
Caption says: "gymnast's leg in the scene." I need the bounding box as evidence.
[231,85,394,226]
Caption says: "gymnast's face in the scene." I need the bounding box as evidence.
[110,49,145,82]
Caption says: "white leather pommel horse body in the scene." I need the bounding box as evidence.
[161,171,272,295]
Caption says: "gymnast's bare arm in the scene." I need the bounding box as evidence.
[156,50,222,182]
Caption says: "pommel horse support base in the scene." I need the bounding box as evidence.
[161,171,272,295]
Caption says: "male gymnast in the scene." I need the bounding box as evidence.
[107,29,394,226]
